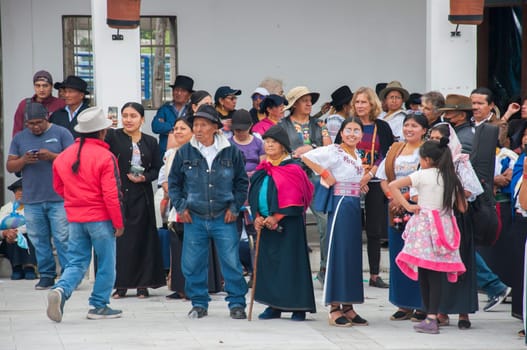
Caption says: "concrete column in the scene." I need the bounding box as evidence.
[426,0,478,95]
[91,0,141,124]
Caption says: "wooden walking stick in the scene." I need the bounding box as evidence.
[248,225,262,321]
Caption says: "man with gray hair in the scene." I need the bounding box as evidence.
[420,91,445,128]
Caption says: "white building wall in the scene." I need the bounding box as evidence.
[0,0,478,199]
[426,0,477,95]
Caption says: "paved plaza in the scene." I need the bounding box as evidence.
[0,269,524,350]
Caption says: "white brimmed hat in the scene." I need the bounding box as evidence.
[283,86,320,111]
[74,107,113,133]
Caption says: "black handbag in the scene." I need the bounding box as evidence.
[470,185,499,246]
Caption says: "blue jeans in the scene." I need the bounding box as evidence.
[475,251,507,298]
[24,202,69,278]
[54,221,116,308]
[182,214,247,310]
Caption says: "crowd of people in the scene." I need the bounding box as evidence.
[1,70,526,338]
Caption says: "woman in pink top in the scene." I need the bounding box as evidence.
[252,94,288,137]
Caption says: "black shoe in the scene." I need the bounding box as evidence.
[483,286,512,312]
[258,307,282,320]
[166,292,183,299]
[35,277,55,290]
[11,266,24,280]
[291,311,306,321]
[230,307,247,320]
[188,306,208,319]
[369,276,389,288]
[458,319,471,330]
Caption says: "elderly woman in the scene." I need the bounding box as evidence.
[377,113,429,320]
[252,94,288,137]
[379,80,410,141]
[280,86,332,283]
[249,125,315,321]
[351,87,394,289]
[106,102,166,299]
[379,81,410,141]
[0,179,37,280]
[302,117,369,327]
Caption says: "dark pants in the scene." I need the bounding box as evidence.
[418,268,443,315]
[363,181,388,275]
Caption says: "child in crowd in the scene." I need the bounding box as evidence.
[388,139,467,334]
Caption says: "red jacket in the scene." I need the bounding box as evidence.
[53,138,124,229]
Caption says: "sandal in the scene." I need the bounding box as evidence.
[390,309,412,321]
[328,306,352,327]
[411,310,427,322]
[112,289,127,299]
[437,313,450,327]
[342,305,368,326]
[137,288,149,298]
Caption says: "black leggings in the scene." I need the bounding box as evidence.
[418,268,443,315]
[364,181,388,275]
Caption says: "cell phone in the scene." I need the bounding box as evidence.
[27,149,39,154]
[108,106,118,124]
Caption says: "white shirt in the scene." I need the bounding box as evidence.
[198,139,220,169]
[303,144,363,183]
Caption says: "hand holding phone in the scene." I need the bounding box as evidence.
[24,149,39,164]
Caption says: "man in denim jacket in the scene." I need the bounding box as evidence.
[168,104,249,320]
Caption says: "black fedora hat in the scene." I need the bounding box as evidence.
[59,75,89,94]
[330,85,353,107]
[170,75,194,92]
[7,178,23,192]
[188,104,223,128]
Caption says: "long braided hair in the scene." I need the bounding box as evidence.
[71,131,100,174]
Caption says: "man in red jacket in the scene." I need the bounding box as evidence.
[12,70,65,136]
[46,107,124,322]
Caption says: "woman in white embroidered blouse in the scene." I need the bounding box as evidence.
[302,117,369,327]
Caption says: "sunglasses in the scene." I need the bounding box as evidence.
[252,94,265,101]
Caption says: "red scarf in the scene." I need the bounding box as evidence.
[256,161,314,210]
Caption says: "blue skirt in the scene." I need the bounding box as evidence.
[324,195,364,305]
[388,226,423,310]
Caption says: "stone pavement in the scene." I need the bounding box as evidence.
[0,272,524,350]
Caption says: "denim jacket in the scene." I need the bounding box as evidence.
[168,133,248,219]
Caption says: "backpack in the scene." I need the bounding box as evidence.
[469,123,500,246]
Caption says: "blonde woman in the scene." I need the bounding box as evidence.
[351,87,395,289]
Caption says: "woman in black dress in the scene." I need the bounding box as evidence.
[106,102,166,298]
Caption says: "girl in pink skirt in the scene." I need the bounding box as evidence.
[388,139,467,334]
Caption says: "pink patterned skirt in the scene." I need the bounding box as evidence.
[396,208,466,283]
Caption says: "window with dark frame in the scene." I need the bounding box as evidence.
[61,15,177,109]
